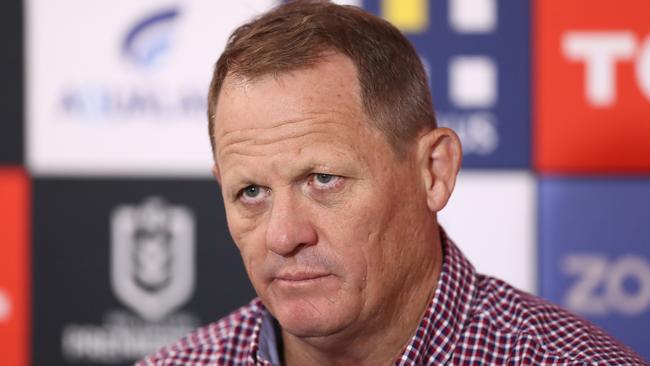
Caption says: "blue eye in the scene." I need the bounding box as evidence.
[315,174,333,184]
[243,185,260,197]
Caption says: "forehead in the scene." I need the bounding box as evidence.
[213,54,366,148]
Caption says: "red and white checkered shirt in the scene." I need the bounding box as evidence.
[136,233,648,365]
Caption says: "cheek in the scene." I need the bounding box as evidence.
[317,207,378,291]
[224,207,268,282]
[224,202,260,237]
[224,201,265,246]
[332,189,401,288]
[236,236,271,299]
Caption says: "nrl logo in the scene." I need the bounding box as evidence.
[111,197,195,321]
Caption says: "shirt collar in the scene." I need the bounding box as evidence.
[251,228,477,366]
[247,299,274,366]
[257,310,281,365]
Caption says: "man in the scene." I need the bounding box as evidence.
[138,1,647,365]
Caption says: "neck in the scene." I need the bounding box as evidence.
[282,226,444,366]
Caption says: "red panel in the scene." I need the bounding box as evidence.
[0,168,30,366]
[534,0,650,173]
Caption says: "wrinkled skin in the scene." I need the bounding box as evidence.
[212,53,461,365]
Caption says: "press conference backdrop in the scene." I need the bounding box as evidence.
[0,0,648,364]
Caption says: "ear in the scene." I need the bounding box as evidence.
[212,164,222,186]
[417,127,462,212]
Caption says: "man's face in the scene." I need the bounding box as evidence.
[213,54,432,338]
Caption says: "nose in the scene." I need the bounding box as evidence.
[265,190,317,256]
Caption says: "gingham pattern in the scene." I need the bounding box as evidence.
[136,233,648,366]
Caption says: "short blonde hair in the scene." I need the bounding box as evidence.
[207,0,436,156]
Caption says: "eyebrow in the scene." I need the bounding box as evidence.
[222,157,355,197]
[225,162,330,187]
[219,133,363,183]
[223,174,258,200]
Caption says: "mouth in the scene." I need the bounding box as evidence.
[274,270,332,283]
[271,269,338,294]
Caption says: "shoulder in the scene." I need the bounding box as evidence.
[135,299,265,366]
[463,275,647,365]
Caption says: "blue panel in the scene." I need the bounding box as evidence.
[363,0,531,168]
[539,178,650,360]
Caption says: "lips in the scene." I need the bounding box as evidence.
[275,269,331,282]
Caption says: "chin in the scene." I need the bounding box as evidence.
[269,295,358,338]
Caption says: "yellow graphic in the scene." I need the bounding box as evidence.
[381,0,429,33]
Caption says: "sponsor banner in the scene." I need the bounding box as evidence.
[0,0,23,163]
[439,171,536,293]
[27,0,530,174]
[364,0,531,168]
[0,168,30,366]
[535,0,650,173]
[26,0,276,176]
[539,178,650,360]
[32,178,255,366]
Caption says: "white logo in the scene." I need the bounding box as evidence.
[0,288,11,322]
[563,31,650,106]
[563,254,650,316]
[111,197,195,322]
